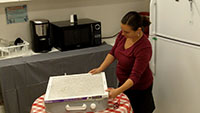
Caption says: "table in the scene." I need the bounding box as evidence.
[0,44,118,113]
[31,93,133,113]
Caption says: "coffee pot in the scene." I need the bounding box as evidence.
[30,19,52,53]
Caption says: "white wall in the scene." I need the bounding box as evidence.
[0,0,149,45]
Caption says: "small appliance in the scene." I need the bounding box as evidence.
[50,18,102,51]
[30,19,52,53]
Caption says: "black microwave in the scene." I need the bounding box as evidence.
[50,18,102,51]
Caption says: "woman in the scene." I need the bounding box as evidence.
[89,11,155,113]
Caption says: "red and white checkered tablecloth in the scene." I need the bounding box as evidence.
[30,93,133,113]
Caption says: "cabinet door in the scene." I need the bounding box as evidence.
[0,0,19,3]
[19,0,30,1]
[0,0,30,3]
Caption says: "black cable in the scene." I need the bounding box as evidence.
[102,31,120,39]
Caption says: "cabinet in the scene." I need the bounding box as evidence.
[0,0,18,3]
[0,0,30,3]
[19,0,30,1]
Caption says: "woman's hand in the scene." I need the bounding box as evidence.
[88,68,101,74]
[106,88,120,99]
[89,54,115,75]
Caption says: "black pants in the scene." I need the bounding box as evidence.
[123,84,155,113]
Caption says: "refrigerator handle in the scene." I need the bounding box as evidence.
[149,36,157,76]
[152,37,157,76]
[150,0,157,36]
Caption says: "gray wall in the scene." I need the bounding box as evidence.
[0,0,149,46]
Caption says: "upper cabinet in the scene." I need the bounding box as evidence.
[19,0,30,1]
[0,0,18,3]
[0,0,30,3]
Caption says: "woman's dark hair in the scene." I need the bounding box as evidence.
[121,11,151,31]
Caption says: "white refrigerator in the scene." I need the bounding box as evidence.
[150,0,200,113]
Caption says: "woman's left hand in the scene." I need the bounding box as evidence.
[106,88,120,99]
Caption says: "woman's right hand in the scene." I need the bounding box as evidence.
[89,54,114,75]
[88,68,102,74]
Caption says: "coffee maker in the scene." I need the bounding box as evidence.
[30,19,52,53]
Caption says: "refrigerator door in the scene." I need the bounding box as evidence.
[151,0,200,44]
[153,36,200,113]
